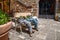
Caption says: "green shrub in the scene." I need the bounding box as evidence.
[0,9,10,25]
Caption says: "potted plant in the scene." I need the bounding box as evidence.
[0,9,12,40]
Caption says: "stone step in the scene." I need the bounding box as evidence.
[36,31,47,40]
[18,35,25,40]
[38,25,46,28]
[46,29,56,40]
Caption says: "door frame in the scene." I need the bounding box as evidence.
[0,2,3,10]
[38,0,56,19]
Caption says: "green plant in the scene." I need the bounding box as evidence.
[19,16,24,19]
[25,15,32,19]
[0,9,10,25]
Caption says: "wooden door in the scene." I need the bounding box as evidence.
[4,0,10,14]
[39,0,56,19]
[0,2,3,10]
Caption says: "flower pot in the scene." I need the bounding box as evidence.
[0,21,12,40]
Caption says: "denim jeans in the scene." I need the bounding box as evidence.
[27,18,38,30]
[24,20,32,33]
[18,19,32,33]
[18,17,38,33]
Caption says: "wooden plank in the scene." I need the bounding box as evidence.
[14,12,32,17]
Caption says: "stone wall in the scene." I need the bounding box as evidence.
[10,0,39,16]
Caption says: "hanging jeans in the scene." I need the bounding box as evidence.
[18,19,32,33]
[27,18,38,30]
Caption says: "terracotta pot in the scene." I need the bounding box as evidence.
[0,21,12,40]
[0,32,9,40]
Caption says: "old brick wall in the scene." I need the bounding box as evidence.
[10,0,39,16]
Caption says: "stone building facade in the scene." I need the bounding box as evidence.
[10,0,60,19]
[10,0,39,16]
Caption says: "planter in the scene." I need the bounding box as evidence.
[0,21,12,40]
[0,32,8,40]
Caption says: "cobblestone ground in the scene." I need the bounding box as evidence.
[9,18,60,40]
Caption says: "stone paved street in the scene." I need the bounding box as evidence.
[9,18,60,40]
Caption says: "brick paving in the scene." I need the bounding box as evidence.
[9,18,60,40]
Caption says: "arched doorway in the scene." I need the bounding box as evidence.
[39,0,56,19]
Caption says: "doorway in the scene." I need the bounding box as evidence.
[39,0,56,19]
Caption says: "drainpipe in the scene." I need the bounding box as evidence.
[9,0,10,14]
[2,0,4,11]
[55,0,59,21]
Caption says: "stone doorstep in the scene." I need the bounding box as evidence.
[36,33,47,40]
[36,31,47,40]
[56,30,60,32]
[38,25,46,28]
[53,23,57,25]
[18,35,25,40]
[50,26,60,33]
[57,22,60,23]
